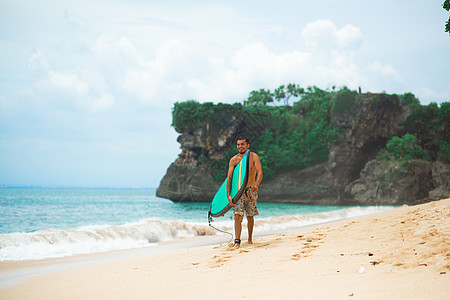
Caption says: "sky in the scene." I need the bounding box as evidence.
[0,0,449,188]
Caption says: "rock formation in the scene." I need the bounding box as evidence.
[157,94,449,205]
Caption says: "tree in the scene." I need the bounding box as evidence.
[273,83,305,106]
[247,89,274,106]
[444,0,450,34]
[286,83,304,105]
[400,92,420,107]
[274,85,286,105]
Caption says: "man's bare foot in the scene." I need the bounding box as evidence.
[248,240,253,244]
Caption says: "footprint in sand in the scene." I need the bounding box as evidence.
[208,258,226,268]
[253,243,270,249]
[208,264,222,268]
[291,254,301,261]
[208,249,241,268]
[182,261,201,270]
[212,255,231,259]
[343,221,359,228]
[226,246,241,251]
[292,232,326,260]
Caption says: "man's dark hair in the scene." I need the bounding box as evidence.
[236,136,250,144]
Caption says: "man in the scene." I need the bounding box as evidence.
[227,136,263,248]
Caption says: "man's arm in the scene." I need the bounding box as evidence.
[251,153,263,193]
[226,157,236,206]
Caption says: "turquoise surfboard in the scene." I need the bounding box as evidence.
[208,150,250,218]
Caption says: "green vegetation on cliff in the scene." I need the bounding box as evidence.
[171,85,449,182]
[377,133,429,162]
[254,87,341,179]
[172,86,347,181]
[172,101,245,133]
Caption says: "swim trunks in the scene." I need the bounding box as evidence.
[233,186,259,217]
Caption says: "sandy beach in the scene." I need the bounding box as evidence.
[1,198,449,299]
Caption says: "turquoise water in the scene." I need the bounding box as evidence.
[0,187,394,261]
[0,187,343,234]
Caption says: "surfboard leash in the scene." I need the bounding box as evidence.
[208,211,234,248]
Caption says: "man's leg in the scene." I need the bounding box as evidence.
[246,216,254,244]
[234,214,243,246]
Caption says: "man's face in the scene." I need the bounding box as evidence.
[236,139,249,154]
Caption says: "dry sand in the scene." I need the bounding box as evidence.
[1,198,449,299]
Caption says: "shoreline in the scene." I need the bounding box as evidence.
[0,234,233,289]
[1,199,449,299]
[0,218,346,289]
[0,204,393,262]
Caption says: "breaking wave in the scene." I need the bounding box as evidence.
[0,218,215,261]
[0,205,394,261]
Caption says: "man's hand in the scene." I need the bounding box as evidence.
[227,195,235,206]
[251,185,259,194]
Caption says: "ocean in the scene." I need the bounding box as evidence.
[0,187,395,261]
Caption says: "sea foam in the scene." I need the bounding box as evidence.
[0,218,215,261]
[0,206,393,261]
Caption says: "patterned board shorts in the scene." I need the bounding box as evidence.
[233,186,259,217]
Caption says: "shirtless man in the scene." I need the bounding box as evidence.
[227,136,263,248]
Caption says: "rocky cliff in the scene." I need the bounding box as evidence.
[156,93,449,205]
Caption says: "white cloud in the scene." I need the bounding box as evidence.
[188,19,366,101]
[219,42,311,93]
[119,39,190,104]
[413,86,450,105]
[364,61,405,93]
[93,34,141,65]
[24,18,400,112]
[200,20,365,98]
[28,50,49,72]
[336,24,363,49]
[63,9,86,29]
[367,61,402,81]
[24,16,403,112]
[301,20,362,50]
[25,53,117,113]
[48,70,89,95]
[92,34,192,105]
[89,93,115,112]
